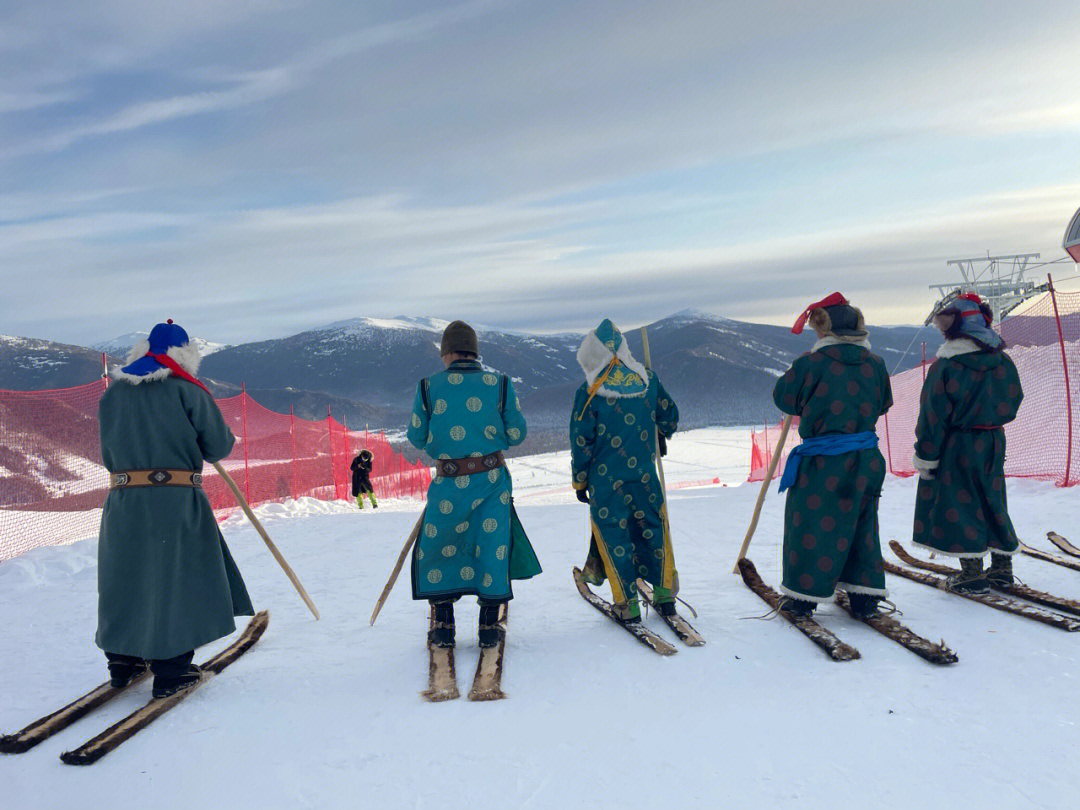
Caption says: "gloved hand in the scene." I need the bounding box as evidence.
[576,488,590,505]
[658,433,668,457]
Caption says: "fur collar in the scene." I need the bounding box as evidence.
[576,330,649,399]
[110,339,202,385]
[936,338,981,359]
[812,335,871,352]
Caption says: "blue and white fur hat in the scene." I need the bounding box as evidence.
[112,320,202,384]
[933,294,1003,353]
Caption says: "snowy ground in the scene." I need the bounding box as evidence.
[3,428,1079,809]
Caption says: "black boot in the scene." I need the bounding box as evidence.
[151,660,201,699]
[428,600,456,648]
[478,601,506,649]
[656,600,678,618]
[106,653,148,689]
[986,553,1014,588]
[779,596,815,618]
[847,592,881,619]
[946,557,990,595]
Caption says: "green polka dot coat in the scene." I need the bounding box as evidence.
[912,341,1023,558]
[773,341,893,602]
[407,360,541,601]
[571,369,680,605]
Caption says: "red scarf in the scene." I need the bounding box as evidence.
[147,352,212,395]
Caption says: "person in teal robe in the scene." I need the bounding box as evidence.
[570,319,679,622]
[407,321,541,648]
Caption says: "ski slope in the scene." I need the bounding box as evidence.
[2,428,1078,810]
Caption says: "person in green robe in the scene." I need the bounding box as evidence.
[406,321,541,648]
[772,293,893,618]
[98,321,253,698]
[912,294,1024,593]
[570,319,680,623]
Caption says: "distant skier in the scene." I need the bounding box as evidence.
[350,449,377,509]
[571,319,680,623]
[772,294,893,618]
[406,321,541,649]
[912,293,1024,593]
[98,321,254,698]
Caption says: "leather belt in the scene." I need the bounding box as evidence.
[437,451,505,478]
[110,469,203,489]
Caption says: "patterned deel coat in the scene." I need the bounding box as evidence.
[407,360,541,601]
[912,341,1023,557]
[772,341,893,602]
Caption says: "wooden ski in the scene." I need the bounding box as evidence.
[636,579,705,646]
[422,605,460,702]
[468,603,508,701]
[1048,532,1080,559]
[60,611,269,765]
[574,568,678,656]
[737,558,860,661]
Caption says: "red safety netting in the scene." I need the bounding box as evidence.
[749,285,1080,488]
[0,384,430,562]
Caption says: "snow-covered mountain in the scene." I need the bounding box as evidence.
[92,332,229,358]
[2,312,939,441]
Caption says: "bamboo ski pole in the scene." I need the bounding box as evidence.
[731,414,793,573]
[369,512,424,626]
[213,462,321,620]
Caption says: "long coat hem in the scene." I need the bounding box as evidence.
[912,539,1021,558]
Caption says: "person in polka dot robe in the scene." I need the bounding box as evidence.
[571,319,680,623]
[772,294,893,618]
[407,321,541,648]
[912,294,1023,594]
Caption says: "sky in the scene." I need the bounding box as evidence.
[1,0,1078,346]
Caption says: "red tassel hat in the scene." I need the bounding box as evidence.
[791,292,867,338]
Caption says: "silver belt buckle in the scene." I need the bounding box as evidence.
[113,472,130,487]
[191,472,203,486]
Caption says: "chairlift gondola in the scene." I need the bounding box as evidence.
[1066,206,1080,262]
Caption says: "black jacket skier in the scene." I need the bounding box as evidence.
[350,450,377,509]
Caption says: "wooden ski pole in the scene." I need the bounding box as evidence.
[370,512,425,626]
[731,414,793,573]
[639,327,675,560]
[213,462,321,620]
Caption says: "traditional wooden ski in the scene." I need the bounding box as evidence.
[60,611,269,765]
[1,671,151,754]
[883,561,1080,632]
[468,603,508,701]
[834,592,957,665]
[1020,540,1080,572]
[422,605,460,702]
[1048,532,1080,559]
[891,541,1080,618]
[636,579,705,646]
[737,558,860,661]
[574,568,678,656]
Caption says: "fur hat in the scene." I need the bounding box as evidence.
[792,292,867,338]
[440,320,478,357]
[112,320,202,384]
[932,293,1003,351]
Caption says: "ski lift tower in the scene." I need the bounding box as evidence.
[928,253,1043,323]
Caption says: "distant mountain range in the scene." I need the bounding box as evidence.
[2,312,940,451]
[91,332,229,358]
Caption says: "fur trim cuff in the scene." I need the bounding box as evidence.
[912,455,939,471]
[778,583,834,604]
[836,581,889,598]
[911,541,990,559]
[812,335,871,352]
[936,338,981,359]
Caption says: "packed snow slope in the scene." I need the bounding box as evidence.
[2,428,1078,810]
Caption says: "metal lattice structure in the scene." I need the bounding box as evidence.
[928,253,1044,323]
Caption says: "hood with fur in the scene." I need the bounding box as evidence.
[576,318,649,398]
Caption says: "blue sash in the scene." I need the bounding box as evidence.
[778,431,879,493]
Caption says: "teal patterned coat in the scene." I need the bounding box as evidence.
[407,360,541,601]
[772,339,893,602]
[912,340,1023,557]
[97,376,254,660]
[570,320,679,605]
